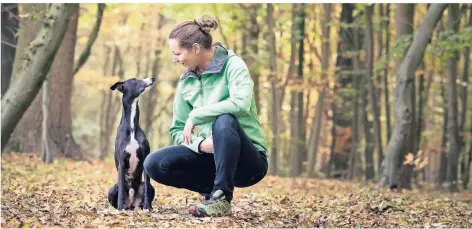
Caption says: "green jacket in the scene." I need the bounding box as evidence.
[169,42,268,157]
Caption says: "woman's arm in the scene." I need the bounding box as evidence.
[169,82,205,153]
[188,57,254,125]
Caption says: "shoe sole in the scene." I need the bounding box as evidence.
[188,205,232,217]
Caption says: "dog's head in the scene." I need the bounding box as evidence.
[108,182,155,210]
[110,77,155,98]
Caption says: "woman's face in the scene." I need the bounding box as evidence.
[169,39,200,71]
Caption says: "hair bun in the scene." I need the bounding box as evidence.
[195,15,219,34]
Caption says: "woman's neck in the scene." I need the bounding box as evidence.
[197,46,216,74]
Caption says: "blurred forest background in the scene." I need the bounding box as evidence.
[2,3,472,193]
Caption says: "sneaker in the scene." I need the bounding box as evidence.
[188,190,232,217]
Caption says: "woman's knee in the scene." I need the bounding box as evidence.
[234,171,267,188]
[144,146,196,182]
[234,160,268,188]
[212,113,238,133]
[144,149,171,182]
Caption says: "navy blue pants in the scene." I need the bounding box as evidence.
[143,114,268,201]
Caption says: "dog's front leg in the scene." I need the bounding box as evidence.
[117,161,126,210]
[143,172,152,210]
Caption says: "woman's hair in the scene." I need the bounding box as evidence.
[169,14,219,50]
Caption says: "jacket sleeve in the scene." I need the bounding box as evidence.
[169,82,205,153]
[188,57,254,125]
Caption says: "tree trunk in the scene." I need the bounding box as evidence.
[145,47,152,78]
[41,74,52,163]
[46,4,82,159]
[382,3,447,189]
[10,4,47,82]
[143,13,165,136]
[415,61,426,183]
[297,3,307,172]
[416,62,426,158]
[143,49,160,134]
[108,46,125,144]
[307,3,331,177]
[248,5,261,115]
[99,45,120,160]
[374,4,383,127]
[99,45,111,160]
[1,3,19,96]
[289,3,301,177]
[329,3,356,178]
[383,4,392,145]
[395,4,417,189]
[438,81,449,187]
[394,4,415,73]
[361,5,375,180]
[3,4,46,153]
[1,4,74,152]
[415,2,434,179]
[415,6,433,177]
[240,20,248,63]
[326,102,337,177]
[73,3,105,75]
[135,24,145,77]
[361,84,375,181]
[290,93,300,177]
[446,3,460,192]
[394,4,416,187]
[348,25,361,180]
[461,7,471,190]
[267,3,279,176]
[366,5,384,179]
[464,114,472,189]
[422,55,435,182]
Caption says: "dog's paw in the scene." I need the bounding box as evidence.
[142,204,152,212]
[135,206,152,214]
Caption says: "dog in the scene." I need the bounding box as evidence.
[108,182,155,210]
[109,77,155,210]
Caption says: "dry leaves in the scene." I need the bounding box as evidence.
[2,153,471,228]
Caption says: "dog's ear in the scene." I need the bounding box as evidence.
[110,82,124,92]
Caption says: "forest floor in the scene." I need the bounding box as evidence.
[1,153,471,228]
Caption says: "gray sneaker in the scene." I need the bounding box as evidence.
[188,190,232,217]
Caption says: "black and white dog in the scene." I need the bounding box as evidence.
[108,77,155,210]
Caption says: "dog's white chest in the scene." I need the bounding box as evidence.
[125,135,139,153]
[125,134,140,179]
[125,98,140,178]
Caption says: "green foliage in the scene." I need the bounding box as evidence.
[373,55,389,78]
[465,124,472,132]
[390,34,413,61]
[338,87,358,98]
[353,3,368,18]
[430,27,472,61]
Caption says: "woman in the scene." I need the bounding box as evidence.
[143,15,268,217]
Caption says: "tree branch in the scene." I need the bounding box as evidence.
[73,3,105,75]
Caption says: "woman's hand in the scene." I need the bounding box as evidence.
[182,118,195,145]
[199,136,214,153]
